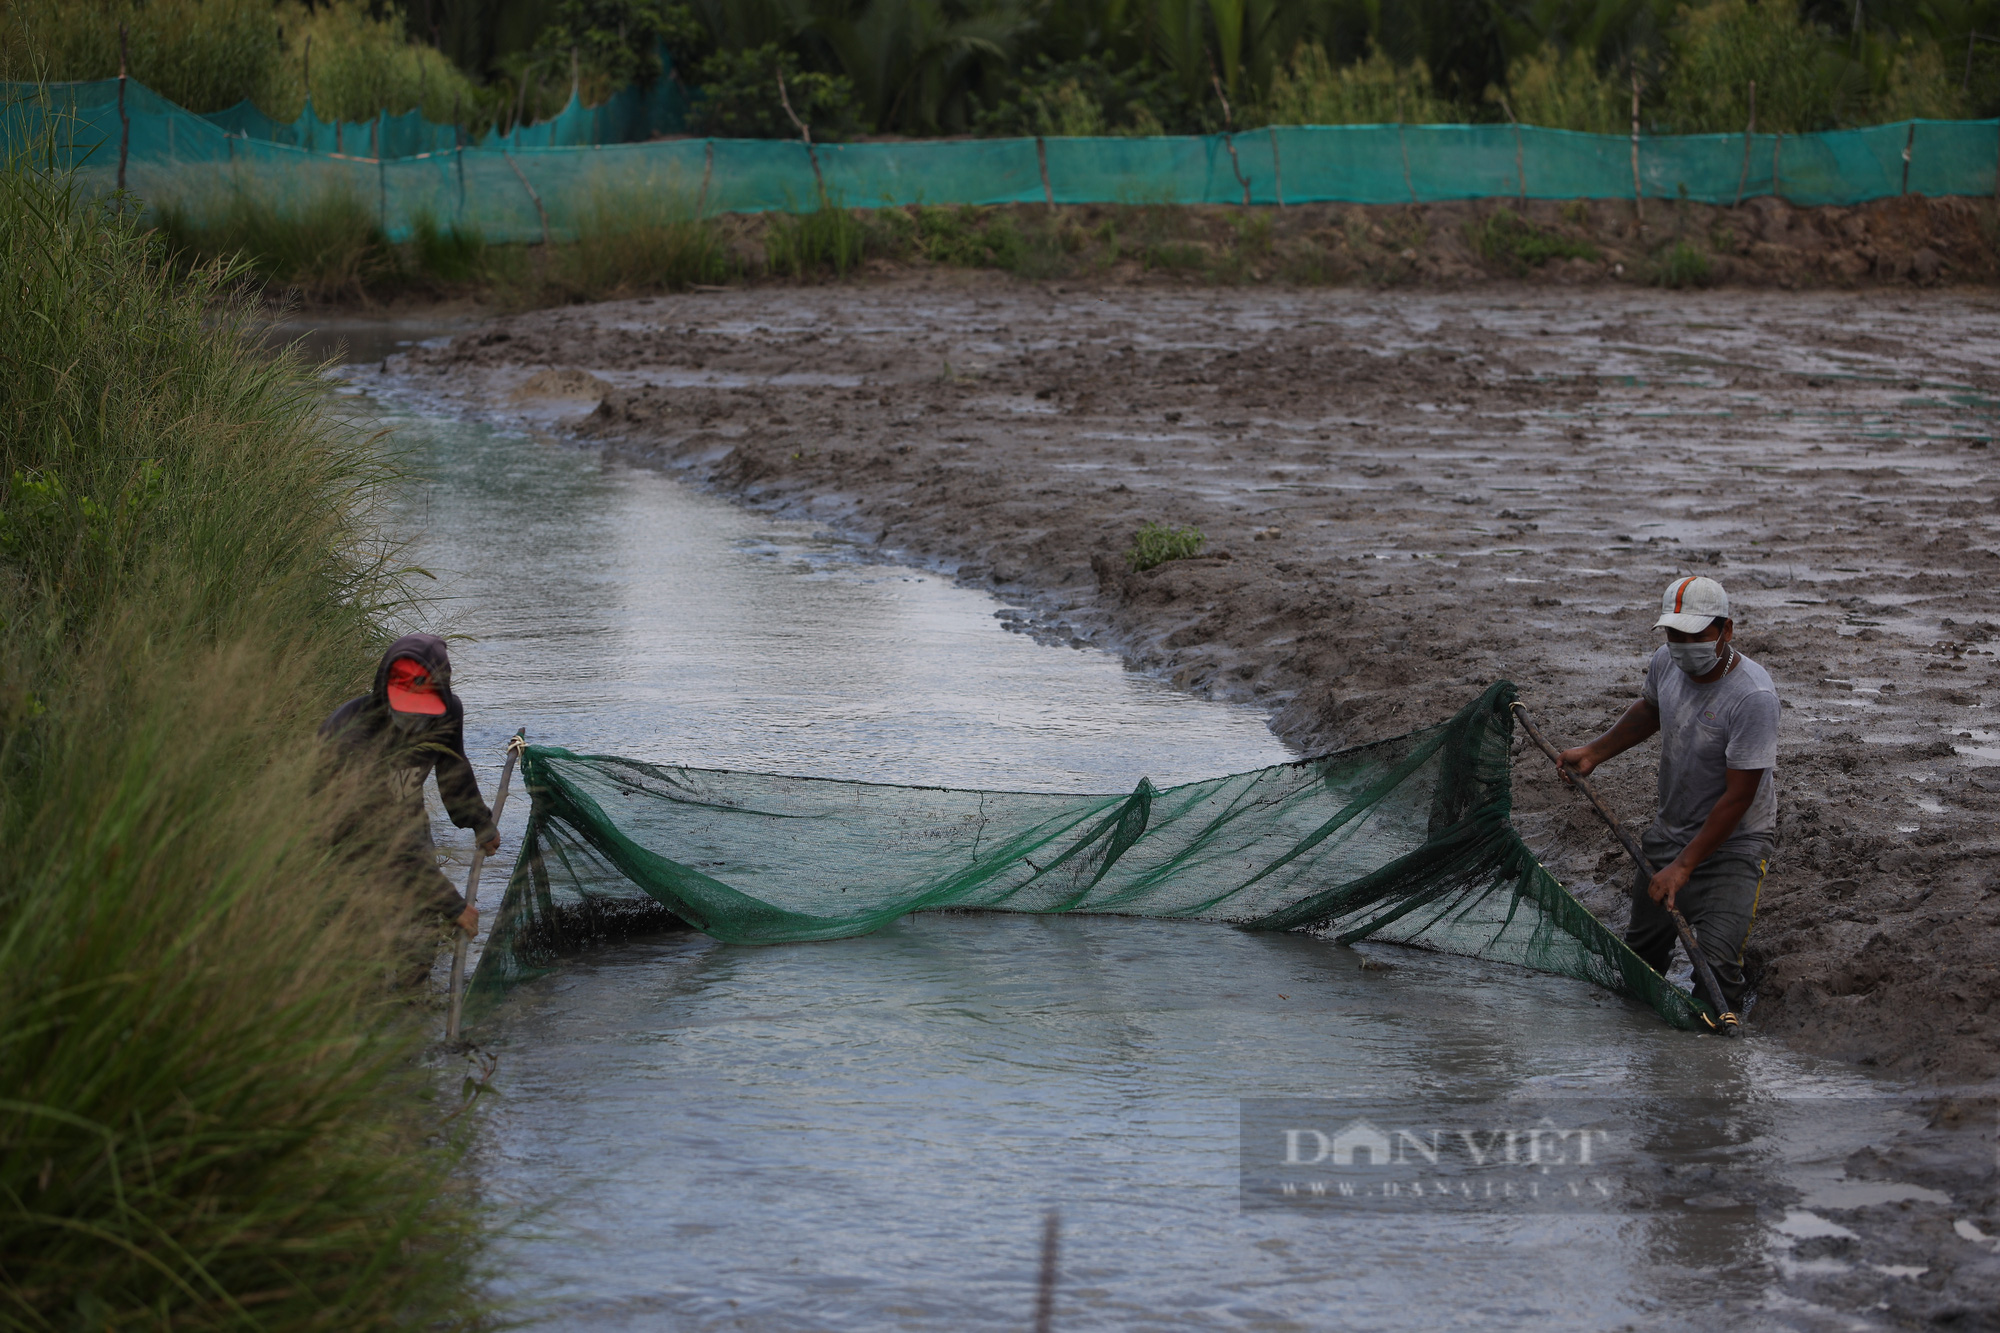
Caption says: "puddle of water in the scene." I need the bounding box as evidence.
[1954,730,2000,763]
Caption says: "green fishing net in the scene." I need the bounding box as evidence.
[467,682,1709,1030]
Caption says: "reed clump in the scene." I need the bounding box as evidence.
[155,172,398,300]
[0,152,489,1328]
[547,181,737,297]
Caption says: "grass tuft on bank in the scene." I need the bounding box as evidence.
[1127,521,1206,572]
[0,154,490,1327]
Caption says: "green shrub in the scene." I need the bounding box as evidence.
[529,0,708,106]
[1142,239,1207,271]
[1654,239,1712,288]
[1661,0,1853,132]
[0,154,487,1330]
[1259,45,1458,126]
[972,55,1191,136]
[1126,520,1205,571]
[693,44,864,139]
[911,204,1055,271]
[1469,207,1598,274]
[1494,45,1627,134]
[276,0,487,125]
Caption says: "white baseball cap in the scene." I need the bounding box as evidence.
[1655,575,1729,633]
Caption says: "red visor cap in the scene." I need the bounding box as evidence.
[385,656,448,715]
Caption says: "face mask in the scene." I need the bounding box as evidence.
[1669,640,1721,677]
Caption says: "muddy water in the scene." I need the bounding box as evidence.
[331,347,1932,1332]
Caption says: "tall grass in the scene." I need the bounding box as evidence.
[0,0,282,114]
[549,182,737,296]
[154,172,396,300]
[0,154,489,1327]
[765,198,877,278]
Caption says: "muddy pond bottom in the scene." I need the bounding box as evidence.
[476,913,1909,1332]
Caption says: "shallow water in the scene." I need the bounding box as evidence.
[344,369,1919,1331]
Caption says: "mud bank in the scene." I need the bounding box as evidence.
[394,280,2000,1089]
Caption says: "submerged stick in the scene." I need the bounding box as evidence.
[446,730,527,1043]
[1510,702,1739,1034]
[1033,1208,1061,1333]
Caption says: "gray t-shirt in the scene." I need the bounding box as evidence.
[1640,644,1780,857]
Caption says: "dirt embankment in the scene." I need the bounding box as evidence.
[395,280,2000,1085]
[772,193,2000,290]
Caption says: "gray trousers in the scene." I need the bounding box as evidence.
[1626,834,1769,1010]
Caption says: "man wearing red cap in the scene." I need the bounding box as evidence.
[321,634,498,982]
[1555,576,1780,1013]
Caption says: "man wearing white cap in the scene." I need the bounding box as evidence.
[1556,575,1779,1011]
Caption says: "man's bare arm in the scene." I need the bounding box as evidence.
[1555,697,1661,777]
[1646,767,1763,908]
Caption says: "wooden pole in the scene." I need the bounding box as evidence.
[503,150,552,245]
[776,67,828,202]
[1901,119,1916,196]
[1510,702,1741,1034]
[1210,71,1251,206]
[1500,95,1525,206]
[1036,135,1054,210]
[1268,126,1284,207]
[115,25,129,194]
[446,731,527,1044]
[1396,91,1416,204]
[1734,81,1755,207]
[1630,72,1643,231]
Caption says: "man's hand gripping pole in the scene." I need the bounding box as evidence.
[1510,702,1741,1035]
[446,729,527,1045]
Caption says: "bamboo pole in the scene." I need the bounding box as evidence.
[1630,72,1643,231]
[1901,120,1916,196]
[1210,72,1251,206]
[446,730,527,1044]
[1734,81,1755,207]
[1499,95,1526,206]
[115,25,129,194]
[1510,703,1741,1034]
[1268,126,1284,207]
[503,151,552,245]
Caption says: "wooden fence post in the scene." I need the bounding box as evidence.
[1630,72,1643,231]
[115,25,129,194]
[1734,81,1756,207]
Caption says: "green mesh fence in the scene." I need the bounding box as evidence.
[5,79,1998,244]
[466,683,1710,1031]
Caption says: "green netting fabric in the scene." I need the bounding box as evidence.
[467,682,1708,1030]
[6,79,1999,245]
